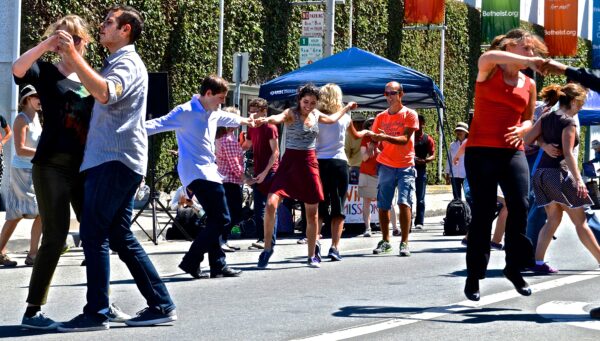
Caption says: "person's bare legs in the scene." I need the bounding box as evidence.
[379,208,391,242]
[362,198,372,231]
[29,216,43,257]
[0,218,22,255]
[399,204,411,243]
[565,207,600,263]
[390,203,398,231]
[330,216,344,249]
[263,193,282,250]
[492,206,507,244]
[305,203,319,258]
[535,204,563,262]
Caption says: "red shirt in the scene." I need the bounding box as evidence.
[247,124,279,175]
[467,66,532,150]
[371,106,419,168]
[359,136,379,176]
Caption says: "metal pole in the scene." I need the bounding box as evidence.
[437,23,446,182]
[217,0,224,77]
[348,0,353,48]
[235,53,242,108]
[324,0,335,56]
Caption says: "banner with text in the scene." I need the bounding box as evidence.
[481,0,520,43]
[545,0,578,57]
[593,0,600,68]
[404,0,445,25]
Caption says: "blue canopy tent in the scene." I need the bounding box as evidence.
[579,89,600,126]
[259,47,449,180]
[580,90,600,164]
[258,47,444,111]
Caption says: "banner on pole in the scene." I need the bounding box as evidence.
[594,0,600,68]
[544,0,578,57]
[481,0,520,43]
[404,0,445,25]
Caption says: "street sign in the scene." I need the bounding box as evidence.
[301,11,324,37]
[299,37,323,67]
[232,52,249,83]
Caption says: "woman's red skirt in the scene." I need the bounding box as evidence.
[269,148,324,204]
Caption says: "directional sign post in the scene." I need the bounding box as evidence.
[299,37,323,67]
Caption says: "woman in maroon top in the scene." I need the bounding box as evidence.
[463,29,547,302]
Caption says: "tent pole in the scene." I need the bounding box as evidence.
[437,22,446,182]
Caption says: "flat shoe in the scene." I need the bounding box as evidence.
[503,268,531,296]
[210,266,242,278]
[464,277,480,301]
[178,263,209,279]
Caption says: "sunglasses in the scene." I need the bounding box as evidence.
[384,90,400,96]
[72,35,82,45]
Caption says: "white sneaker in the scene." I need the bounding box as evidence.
[414,224,423,230]
[363,229,372,237]
[106,303,131,323]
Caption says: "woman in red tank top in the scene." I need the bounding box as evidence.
[463,29,547,302]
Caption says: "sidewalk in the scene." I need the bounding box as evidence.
[1,185,454,253]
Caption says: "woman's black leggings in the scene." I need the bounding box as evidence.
[465,147,534,279]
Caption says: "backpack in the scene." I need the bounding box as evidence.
[166,207,203,240]
[443,199,471,236]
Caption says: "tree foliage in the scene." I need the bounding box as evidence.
[20,0,592,184]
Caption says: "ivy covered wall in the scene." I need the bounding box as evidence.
[19,0,592,184]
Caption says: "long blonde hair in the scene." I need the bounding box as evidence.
[318,83,344,114]
[44,15,93,53]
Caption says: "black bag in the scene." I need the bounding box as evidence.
[585,209,600,243]
[166,207,203,240]
[586,181,600,210]
[443,199,471,236]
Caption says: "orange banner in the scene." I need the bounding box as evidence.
[544,0,578,57]
[404,0,445,25]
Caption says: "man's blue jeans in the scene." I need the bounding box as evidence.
[526,190,547,250]
[180,179,229,271]
[81,161,174,315]
[415,167,427,226]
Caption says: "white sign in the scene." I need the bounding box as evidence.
[299,37,323,67]
[344,184,379,224]
[301,11,324,37]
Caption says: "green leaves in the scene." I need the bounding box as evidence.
[21,0,593,184]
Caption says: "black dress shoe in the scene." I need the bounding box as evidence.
[503,268,531,296]
[210,266,242,278]
[590,306,600,319]
[179,263,209,279]
[464,277,480,301]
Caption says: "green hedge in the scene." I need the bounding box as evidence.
[20,0,593,184]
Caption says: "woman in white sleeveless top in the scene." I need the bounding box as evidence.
[0,85,43,267]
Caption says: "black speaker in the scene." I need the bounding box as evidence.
[147,72,170,120]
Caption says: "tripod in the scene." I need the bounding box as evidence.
[131,139,192,244]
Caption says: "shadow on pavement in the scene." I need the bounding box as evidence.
[332,305,553,324]
[0,325,57,338]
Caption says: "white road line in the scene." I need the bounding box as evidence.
[537,301,600,331]
[291,270,600,341]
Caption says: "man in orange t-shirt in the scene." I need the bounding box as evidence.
[370,81,419,257]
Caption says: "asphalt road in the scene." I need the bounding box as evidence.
[1,215,599,340]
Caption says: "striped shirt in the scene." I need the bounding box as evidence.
[80,45,148,175]
[216,132,244,184]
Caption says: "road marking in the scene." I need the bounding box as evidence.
[537,301,600,331]
[291,270,600,341]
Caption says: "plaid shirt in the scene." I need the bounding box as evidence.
[216,132,244,184]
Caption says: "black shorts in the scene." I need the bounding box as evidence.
[318,158,349,219]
